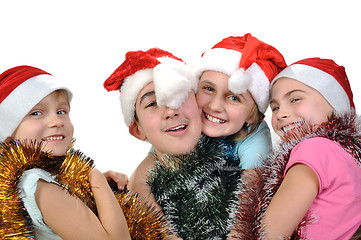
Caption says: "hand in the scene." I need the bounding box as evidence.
[103,170,129,191]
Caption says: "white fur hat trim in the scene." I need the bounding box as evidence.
[120,57,198,127]
[0,74,72,141]
[272,64,350,114]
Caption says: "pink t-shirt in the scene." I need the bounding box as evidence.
[285,137,361,239]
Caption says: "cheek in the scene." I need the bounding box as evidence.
[13,124,40,140]
[184,103,202,123]
[184,95,201,115]
[68,121,75,136]
[228,105,248,122]
[271,115,278,131]
[195,92,209,109]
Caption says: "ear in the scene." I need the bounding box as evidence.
[129,120,147,141]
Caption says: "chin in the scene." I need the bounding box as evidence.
[171,145,195,155]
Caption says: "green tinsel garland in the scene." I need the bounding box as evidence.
[148,135,243,240]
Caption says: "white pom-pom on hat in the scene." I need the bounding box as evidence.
[104,48,198,127]
[195,33,287,113]
[228,68,252,95]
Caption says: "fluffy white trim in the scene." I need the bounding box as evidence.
[273,64,350,114]
[0,74,72,141]
[120,69,153,127]
[226,63,270,114]
[154,57,198,109]
[120,57,198,127]
[246,63,270,113]
[195,48,242,78]
[195,49,270,113]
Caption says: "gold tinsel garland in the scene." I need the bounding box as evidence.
[0,140,170,239]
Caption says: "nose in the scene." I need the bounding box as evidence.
[163,107,179,120]
[48,114,64,128]
[275,106,290,120]
[208,95,224,112]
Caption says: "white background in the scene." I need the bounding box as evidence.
[1,0,360,176]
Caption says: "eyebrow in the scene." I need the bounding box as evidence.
[139,90,156,105]
[270,89,306,105]
[199,79,215,86]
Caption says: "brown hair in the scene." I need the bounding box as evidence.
[226,105,265,142]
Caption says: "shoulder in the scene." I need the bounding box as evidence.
[287,137,353,190]
[18,169,59,232]
[236,121,272,154]
[242,121,271,146]
[128,153,156,191]
[292,137,343,157]
[19,169,57,196]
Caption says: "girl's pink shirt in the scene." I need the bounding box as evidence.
[285,137,361,239]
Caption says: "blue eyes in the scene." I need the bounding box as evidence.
[30,111,42,116]
[57,110,67,115]
[203,86,214,92]
[30,110,68,116]
[228,95,240,102]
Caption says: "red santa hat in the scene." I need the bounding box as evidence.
[104,48,198,127]
[272,57,355,113]
[195,33,287,113]
[0,65,73,141]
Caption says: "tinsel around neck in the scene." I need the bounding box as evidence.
[149,135,242,240]
[233,112,361,240]
[0,140,171,240]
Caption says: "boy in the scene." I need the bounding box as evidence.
[104,48,241,239]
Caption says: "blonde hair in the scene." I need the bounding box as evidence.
[53,89,71,106]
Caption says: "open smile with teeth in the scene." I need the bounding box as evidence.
[281,120,304,133]
[42,136,64,141]
[281,125,296,133]
[166,125,187,132]
[204,113,226,124]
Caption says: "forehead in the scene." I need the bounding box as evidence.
[272,77,312,93]
[136,82,155,104]
[200,70,230,83]
[37,90,70,106]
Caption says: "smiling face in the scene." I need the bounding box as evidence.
[196,70,257,138]
[12,90,74,156]
[270,77,334,136]
[129,82,202,156]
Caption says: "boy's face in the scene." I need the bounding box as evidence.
[270,77,333,136]
[12,91,74,156]
[196,70,257,137]
[130,82,202,156]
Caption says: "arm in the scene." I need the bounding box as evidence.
[263,164,319,239]
[128,153,160,209]
[35,168,131,240]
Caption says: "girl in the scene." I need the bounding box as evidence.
[195,33,287,169]
[234,58,361,239]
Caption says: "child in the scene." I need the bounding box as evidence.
[233,58,361,239]
[0,65,131,239]
[104,48,242,239]
[195,33,287,169]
